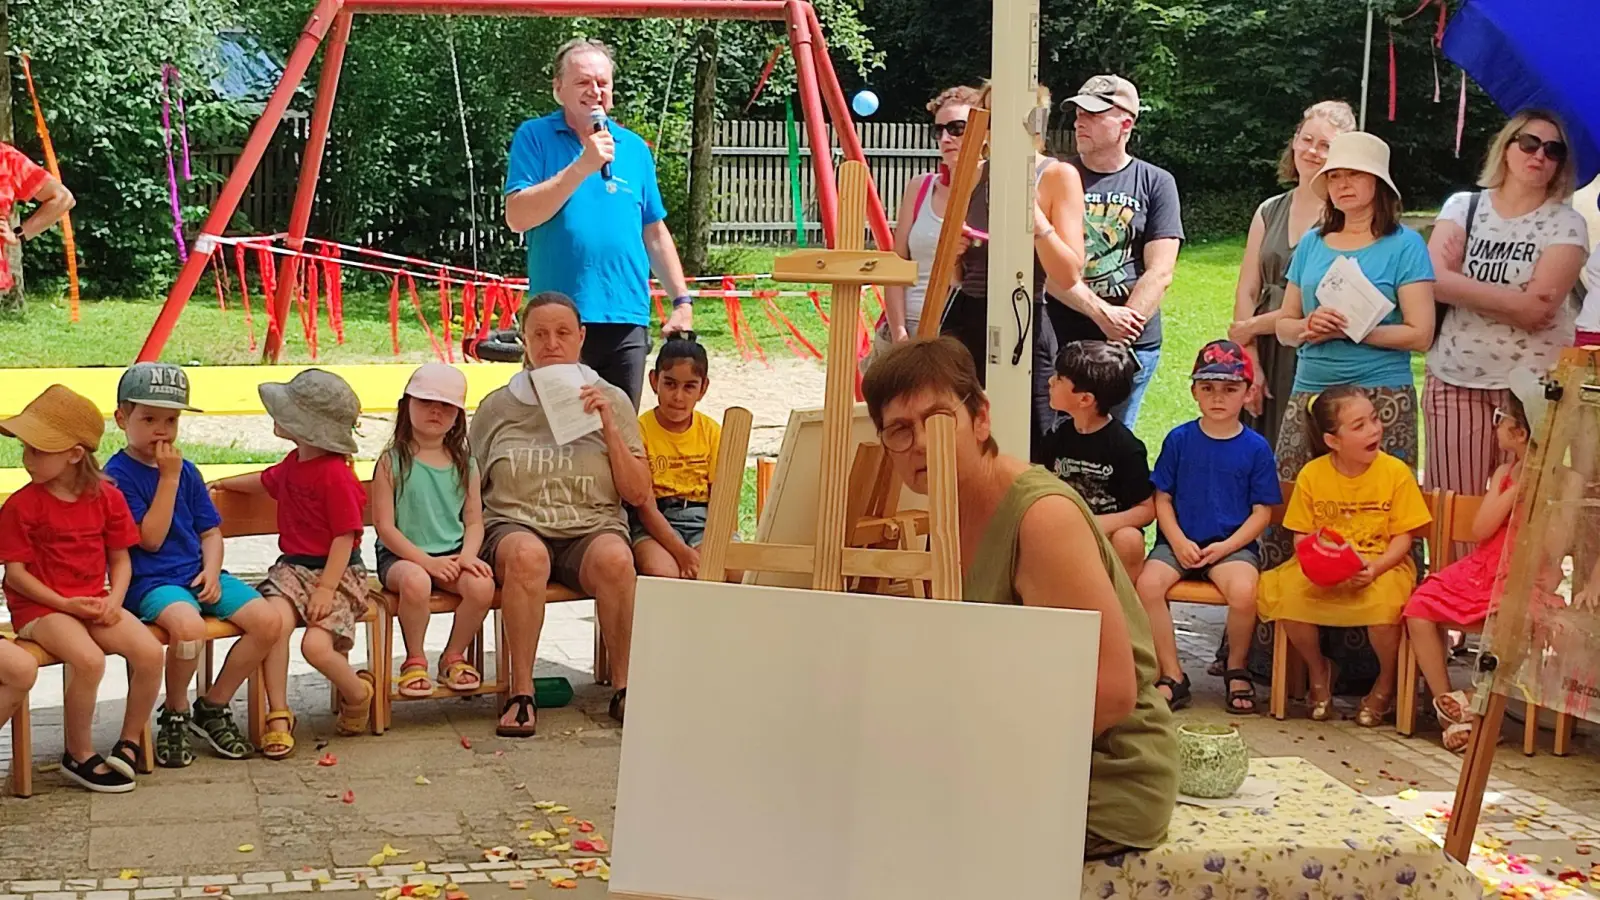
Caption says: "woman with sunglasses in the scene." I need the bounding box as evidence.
[867,86,984,370]
[1229,101,1357,449]
[1424,109,1588,543]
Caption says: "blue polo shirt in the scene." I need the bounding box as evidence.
[504,111,667,327]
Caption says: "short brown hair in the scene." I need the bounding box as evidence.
[552,38,614,80]
[926,85,983,117]
[862,337,998,456]
[518,290,581,331]
[1478,108,1579,201]
[1319,180,1402,238]
[1277,100,1358,185]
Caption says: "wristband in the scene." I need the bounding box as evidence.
[672,295,693,308]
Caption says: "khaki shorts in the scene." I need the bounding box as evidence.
[481,521,619,593]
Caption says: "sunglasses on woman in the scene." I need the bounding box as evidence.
[930,120,968,139]
[1512,132,1568,163]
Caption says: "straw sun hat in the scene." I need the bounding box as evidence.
[1310,131,1401,202]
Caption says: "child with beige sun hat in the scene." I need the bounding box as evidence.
[211,369,376,754]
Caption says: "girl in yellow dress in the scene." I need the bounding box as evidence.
[1259,385,1433,725]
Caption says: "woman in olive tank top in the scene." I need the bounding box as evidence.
[862,336,1177,855]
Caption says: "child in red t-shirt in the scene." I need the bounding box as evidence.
[0,385,163,792]
[213,370,373,751]
[0,142,76,290]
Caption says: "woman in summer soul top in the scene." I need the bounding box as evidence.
[1423,109,1587,533]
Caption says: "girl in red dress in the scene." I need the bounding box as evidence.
[1403,392,1530,750]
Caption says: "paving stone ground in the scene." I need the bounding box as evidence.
[5,597,1600,897]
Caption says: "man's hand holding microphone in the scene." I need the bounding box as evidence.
[582,108,615,179]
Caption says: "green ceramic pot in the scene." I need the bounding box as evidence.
[1177,723,1249,799]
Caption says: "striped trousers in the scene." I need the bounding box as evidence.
[1422,373,1511,560]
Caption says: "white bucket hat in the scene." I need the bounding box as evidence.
[259,369,362,456]
[1310,131,1401,202]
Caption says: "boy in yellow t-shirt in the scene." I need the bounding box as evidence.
[631,336,722,579]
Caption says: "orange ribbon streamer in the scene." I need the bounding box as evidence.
[19,54,79,321]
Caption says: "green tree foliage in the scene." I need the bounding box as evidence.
[861,0,1508,236]
[10,0,251,293]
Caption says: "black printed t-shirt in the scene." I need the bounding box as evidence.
[1035,417,1153,517]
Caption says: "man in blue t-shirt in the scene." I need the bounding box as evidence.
[1135,341,1281,715]
[503,38,694,409]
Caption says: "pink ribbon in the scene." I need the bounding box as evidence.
[160,64,193,260]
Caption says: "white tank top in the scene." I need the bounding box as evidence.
[903,175,944,330]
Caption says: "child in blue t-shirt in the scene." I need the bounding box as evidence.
[104,363,286,767]
[1134,341,1281,715]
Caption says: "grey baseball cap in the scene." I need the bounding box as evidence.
[118,362,203,412]
[1065,74,1141,117]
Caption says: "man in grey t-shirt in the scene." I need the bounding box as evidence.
[1052,75,1185,429]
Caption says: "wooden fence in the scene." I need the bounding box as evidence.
[191,119,1076,252]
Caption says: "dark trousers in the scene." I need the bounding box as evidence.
[941,289,1059,461]
[581,323,651,410]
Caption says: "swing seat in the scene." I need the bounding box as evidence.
[471,328,524,363]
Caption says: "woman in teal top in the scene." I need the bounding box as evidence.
[862,337,1177,856]
[1263,133,1435,702]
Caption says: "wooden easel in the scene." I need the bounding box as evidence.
[1445,347,1600,862]
[698,160,962,600]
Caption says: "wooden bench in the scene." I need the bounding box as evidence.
[1395,490,1573,754]
[7,616,250,797]
[1158,482,1442,720]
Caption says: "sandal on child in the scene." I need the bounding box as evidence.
[262,710,297,761]
[190,697,253,759]
[496,694,537,737]
[1222,669,1257,715]
[1155,674,1192,712]
[440,655,482,692]
[155,707,196,768]
[336,671,377,736]
[61,753,136,794]
[397,657,435,698]
[1433,690,1470,727]
[106,738,150,778]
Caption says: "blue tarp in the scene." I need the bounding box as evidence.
[1443,0,1600,185]
[212,32,283,102]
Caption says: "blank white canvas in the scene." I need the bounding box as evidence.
[610,578,1100,900]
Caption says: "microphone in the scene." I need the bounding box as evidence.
[590,108,611,180]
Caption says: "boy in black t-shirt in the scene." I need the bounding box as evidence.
[1035,340,1154,579]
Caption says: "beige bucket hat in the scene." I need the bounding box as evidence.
[1310,131,1401,201]
[259,369,361,456]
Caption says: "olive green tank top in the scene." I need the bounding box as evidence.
[964,466,1178,850]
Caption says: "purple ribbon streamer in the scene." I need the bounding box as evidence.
[161,64,188,261]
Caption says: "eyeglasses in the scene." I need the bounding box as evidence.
[879,395,971,453]
[930,120,968,140]
[1492,407,1508,426]
[1294,131,1333,156]
[1512,132,1568,163]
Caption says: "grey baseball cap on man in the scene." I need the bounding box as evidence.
[119,362,204,412]
[1065,74,1141,117]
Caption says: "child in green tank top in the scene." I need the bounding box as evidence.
[372,363,496,698]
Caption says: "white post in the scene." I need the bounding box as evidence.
[1359,0,1373,130]
[986,0,1041,456]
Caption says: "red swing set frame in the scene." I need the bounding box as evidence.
[136,0,893,364]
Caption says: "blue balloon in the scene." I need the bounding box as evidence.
[851,90,879,117]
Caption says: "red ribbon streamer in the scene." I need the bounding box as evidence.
[743,43,785,113]
[388,274,402,356]
[18,55,80,321]
[438,270,455,362]
[760,290,823,360]
[404,272,446,361]
[233,243,256,351]
[322,246,344,345]
[809,289,829,326]
[1387,31,1398,122]
[305,258,320,361]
